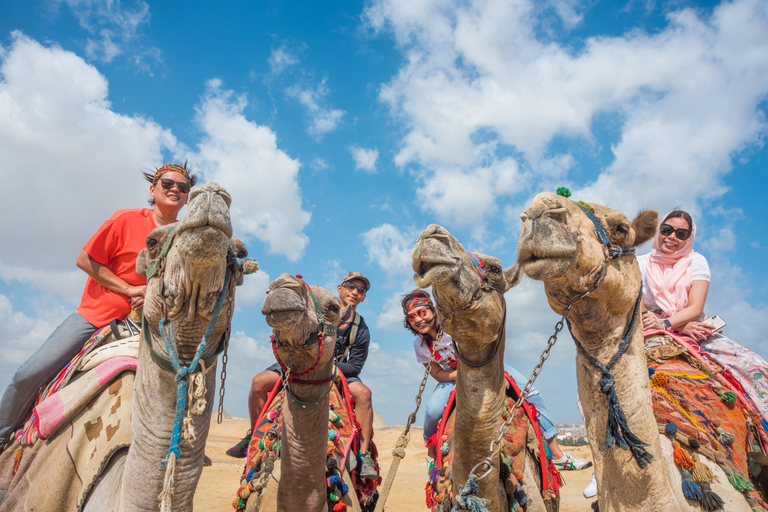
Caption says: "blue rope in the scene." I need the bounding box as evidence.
[160,270,232,464]
[452,474,490,512]
[568,290,654,469]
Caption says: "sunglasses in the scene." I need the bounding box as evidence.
[406,308,431,323]
[341,281,367,294]
[159,178,191,194]
[659,224,691,240]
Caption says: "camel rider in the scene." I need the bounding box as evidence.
[228,272,378,480]
[0,164,196,449]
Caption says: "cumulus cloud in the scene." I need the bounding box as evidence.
[366,0,768,229]
[269,46,299,75]
[0,33,177,297]
[350,146,380,173]
[287,77,345,137]
[193,79,312,261]
[362,223,418,275]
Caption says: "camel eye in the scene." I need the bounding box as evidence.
[237,250,246,258]
[147,238,158,249]
[489,265,501,274]
[327,305,339,314]
[614,224,629,235]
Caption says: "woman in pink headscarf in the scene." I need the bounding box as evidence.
[639,209,768,427]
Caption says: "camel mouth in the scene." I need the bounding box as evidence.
[412,256,459,288]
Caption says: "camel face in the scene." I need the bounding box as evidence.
[518,192,657,313]
[412,224,518,345]
[263,273,351,373]
[137,182,240,357]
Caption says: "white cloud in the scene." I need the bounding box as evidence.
[362,223,418,275]
[0,33,177,297]
[54,0,158,68]
[269,46,299,75]
[193,79,311,261]
[366,0,768,229]
[287,77,345,137]
[234,269,272,309]
[350,146,380,173]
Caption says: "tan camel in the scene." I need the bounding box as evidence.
[244,274,360,512]
[515,191,752,512]
[411,224,557,512]
[0,182,254,512]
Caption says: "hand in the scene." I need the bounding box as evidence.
[680,321,717,342]
[642,311,661,331]
[126,285,147,311]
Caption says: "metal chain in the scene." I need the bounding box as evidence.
[217,329,230,423]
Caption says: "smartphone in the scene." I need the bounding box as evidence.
[702,314,726,331]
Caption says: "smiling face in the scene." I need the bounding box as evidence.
[337,278,367,308]
[150,170,190,216]
[406,305,437,336]
[658,216,691,255]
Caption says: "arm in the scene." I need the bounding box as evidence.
[76,249,146,310]
[427,363,456,383]
[643,281,715,341]
[336,321,369,379]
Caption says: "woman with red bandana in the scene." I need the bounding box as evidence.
[403,289,592,471]
[0,164,196,447]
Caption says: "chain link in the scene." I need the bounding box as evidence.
[217,331,230,423]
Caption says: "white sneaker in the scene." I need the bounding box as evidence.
[553,451,593,471]
[583,472,597,498]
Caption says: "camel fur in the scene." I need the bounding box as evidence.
[411,224,557,512]
[515,191,752,512]
[0,182,253,512]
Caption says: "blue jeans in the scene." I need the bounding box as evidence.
[422,365,558,442]
[0,312,96,444]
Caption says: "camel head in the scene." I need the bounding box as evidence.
[262,273,353,376]
[517,191,657,320]
[411,224,521,348]
[136,182,252,359]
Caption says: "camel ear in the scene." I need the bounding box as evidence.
[136,248,149,277]
[632,210,659,246]
[504,263,524,292]
[338,304,355,327]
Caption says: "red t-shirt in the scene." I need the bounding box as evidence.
[76,209,156,327]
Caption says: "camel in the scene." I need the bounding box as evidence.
[0,182,255,512]
[411,224,557,512]
[243,273,363,512]
[515,191,753,512]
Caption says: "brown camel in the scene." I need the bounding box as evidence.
[516,191,752,512]
[0,182,255,512]
[244,273,359,512]
[411,224,557,512]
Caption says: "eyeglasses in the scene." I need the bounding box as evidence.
[406,308,431,323]
[159,178,191,194]
[659,224,691,240]
[341,282,367,294]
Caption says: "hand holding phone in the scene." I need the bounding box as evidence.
[702,314,726,332]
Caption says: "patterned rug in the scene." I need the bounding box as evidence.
[425,372,560,510]
[233,372,380,511]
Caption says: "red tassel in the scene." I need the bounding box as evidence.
[333,502,347,512]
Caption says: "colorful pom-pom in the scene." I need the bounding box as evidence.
[556,187,572,198]
[648,367,656,378]
[717,390,737,405]
[652,373,669,388]
[333,502,347,512]
[665,423,678,436]
[267,409,278,421]
[688,437,701,450]
[329,429,337,441]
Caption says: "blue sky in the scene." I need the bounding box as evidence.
[1,0,767,426]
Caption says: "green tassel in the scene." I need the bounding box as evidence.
[717,390,737,404]
[556,187,571,198]
[724,467,755,493]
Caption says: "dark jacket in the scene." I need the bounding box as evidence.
[334,314,370,379]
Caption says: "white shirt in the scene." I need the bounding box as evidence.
[413,333,458,371]
[637,251,710,314]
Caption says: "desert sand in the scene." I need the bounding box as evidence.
[195,417,596,512]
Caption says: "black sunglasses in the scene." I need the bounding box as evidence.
[341,282,367,294]
[159,178,191,194]
[659,224,691,240]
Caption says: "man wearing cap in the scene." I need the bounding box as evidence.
[227,272,377,479]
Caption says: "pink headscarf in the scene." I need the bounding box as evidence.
[644,211,696,317]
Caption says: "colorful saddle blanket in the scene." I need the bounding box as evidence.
[646,330,768,479]
[233,371,380,511]
[425,372,561,510]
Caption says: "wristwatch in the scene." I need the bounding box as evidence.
[661,319,672,329]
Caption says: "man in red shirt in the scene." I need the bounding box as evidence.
[0,164,196,447]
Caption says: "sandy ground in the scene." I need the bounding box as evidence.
[194,417,597,512]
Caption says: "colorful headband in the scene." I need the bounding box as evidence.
[153,164,190,184]
[404,297,433,312]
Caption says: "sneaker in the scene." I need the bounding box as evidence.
[359,452,377,480]
[553,451,593,471]
[583,472,597,498]
[203,454,212,467]
[226,428,252,458]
